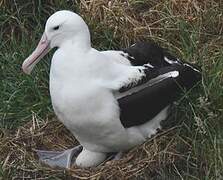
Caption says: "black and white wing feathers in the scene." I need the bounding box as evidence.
[118,65,159,93]
[104,41,201,128]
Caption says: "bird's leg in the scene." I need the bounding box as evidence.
[106,151,123,161]
[35,145,82,168]
[75,148,107,168]
[113,151,123,160]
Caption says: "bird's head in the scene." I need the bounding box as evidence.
[22,10,90,74]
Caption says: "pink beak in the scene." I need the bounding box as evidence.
[22,33,50,74]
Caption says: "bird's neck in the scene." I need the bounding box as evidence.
[60,28,91,53]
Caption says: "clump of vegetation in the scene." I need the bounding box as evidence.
[0,0,222,179]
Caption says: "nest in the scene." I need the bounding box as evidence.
[0,115,190,179]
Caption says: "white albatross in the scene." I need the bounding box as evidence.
[22,10,201,168]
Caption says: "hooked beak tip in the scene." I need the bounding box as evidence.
[22,67,31,75]
[22,61,31,75]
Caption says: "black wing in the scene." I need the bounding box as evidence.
[118,41,201,128]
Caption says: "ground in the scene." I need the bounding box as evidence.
[0,0,222,179]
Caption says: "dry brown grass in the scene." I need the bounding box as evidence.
[78,0,222,50]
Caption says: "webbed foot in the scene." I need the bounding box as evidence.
[35,145,83,168]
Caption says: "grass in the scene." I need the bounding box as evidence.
[0,0,222,179]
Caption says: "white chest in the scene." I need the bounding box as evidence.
[48,49,132,151]
[49,76,127,151]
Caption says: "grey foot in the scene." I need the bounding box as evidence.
[35,145,82,168]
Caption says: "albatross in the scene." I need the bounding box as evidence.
[22,10,201,168]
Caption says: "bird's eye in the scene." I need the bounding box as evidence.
[53,25,60,30]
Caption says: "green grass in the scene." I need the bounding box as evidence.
[0,0,222,179]
[0,33,50,129]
